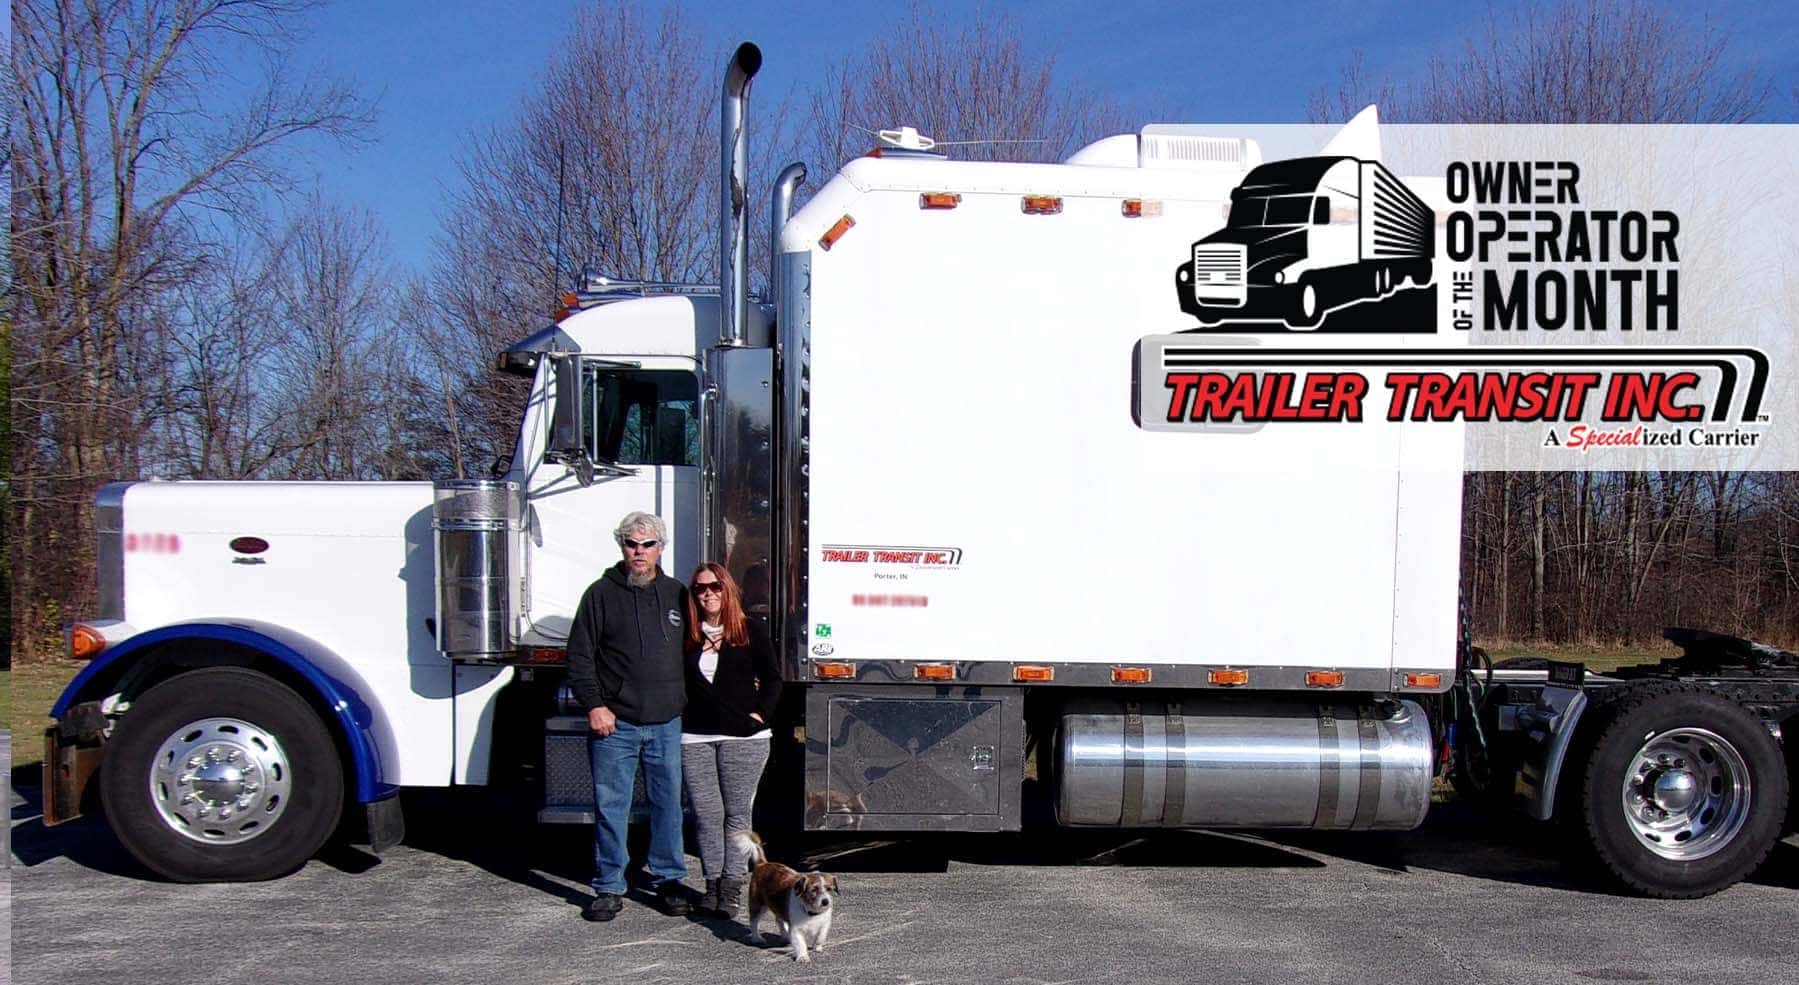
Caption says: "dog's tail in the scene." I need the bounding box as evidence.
[733,830,768,870]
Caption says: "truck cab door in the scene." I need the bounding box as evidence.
[523,356,702,642]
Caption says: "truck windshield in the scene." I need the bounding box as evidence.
[574,368,700,467]
[1228,194,1315,228]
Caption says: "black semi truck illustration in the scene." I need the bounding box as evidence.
[1175,156,1434,329]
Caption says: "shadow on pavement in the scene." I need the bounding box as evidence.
[8,773,150,880]
[18,769,1795,901]
[396,787,595,909]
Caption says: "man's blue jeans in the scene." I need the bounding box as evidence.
[589,717,687,896]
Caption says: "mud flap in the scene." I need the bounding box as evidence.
[43,726,104,826]
[364,796,406,853]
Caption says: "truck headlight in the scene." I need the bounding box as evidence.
[1273,270,1286,284]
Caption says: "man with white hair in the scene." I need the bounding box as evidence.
[567,511,691,921]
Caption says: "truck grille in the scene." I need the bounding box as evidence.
[1192,245,1244,283]
[1191,244,1246,304]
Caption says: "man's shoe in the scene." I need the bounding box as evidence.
[655,880,693,916]
[700,878,722,917]
[583,893,624,922]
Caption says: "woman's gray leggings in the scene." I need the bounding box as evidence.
[681,737,770,880]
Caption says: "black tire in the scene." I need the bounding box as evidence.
[1578,685,1787,898]
[100,667,345,882]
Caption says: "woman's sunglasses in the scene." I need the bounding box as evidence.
[692,581,724,595]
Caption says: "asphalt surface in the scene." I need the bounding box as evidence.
[9,779,1798,985]
[3,731,11,985]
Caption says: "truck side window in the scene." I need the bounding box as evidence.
[571,368,700,467]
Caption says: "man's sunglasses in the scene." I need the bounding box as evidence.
[621,538,659,550]
[692,582,724,595]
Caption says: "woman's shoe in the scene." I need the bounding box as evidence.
[716,877,745,919]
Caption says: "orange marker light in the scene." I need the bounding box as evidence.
[524,647,567,665]
[819,215,856,250]
[915,663,957,681]
[1305,670,1346,688]
[1021,195,1063,215]
[1121,199,1163,218]
[1013,665,1055,683]
[815,661,856,679]
[1208,668,1250,686]
[1404,672,1444,689]
[919,192,961,210]
[69,624,106,661]
[1111,667,1152,684]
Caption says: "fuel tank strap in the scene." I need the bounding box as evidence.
[1161,701,1186,826]
[1121,702,1144,827]
[1313,705,1340,828]
[1350,706,1383,830]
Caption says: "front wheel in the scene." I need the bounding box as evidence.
[1579,686,1787,898]
[100,667,345,882]
[1289,280,1322,329]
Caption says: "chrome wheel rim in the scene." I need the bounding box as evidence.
[150,717,293,845]
[1619,727,1750,861]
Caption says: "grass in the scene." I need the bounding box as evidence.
[1475,640,1680,674]
[10,659,84,772]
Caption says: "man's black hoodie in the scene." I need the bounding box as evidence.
[565,562,688,726]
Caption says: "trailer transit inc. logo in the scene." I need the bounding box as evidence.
[1142,126,1794,469]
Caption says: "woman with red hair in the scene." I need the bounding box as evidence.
[680,562,781,920]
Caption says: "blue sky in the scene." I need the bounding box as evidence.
[281,0,1799,273]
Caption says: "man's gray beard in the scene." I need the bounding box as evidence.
[626,567,656,587]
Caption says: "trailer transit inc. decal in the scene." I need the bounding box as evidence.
[1142,125,1795,469]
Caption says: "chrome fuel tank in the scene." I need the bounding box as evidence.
[1055,698,1433,830]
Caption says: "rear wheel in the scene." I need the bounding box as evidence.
[1579,686,1786,898]
[100,667,344,882]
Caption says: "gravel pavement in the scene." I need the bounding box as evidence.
[9,779,1797,985]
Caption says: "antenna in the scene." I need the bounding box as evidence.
[845,122,1047,156]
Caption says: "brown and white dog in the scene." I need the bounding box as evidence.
[733,832,839,962]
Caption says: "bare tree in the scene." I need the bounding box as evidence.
[9,0,371,658]
[1312,0,1767,124]
[3,27,15,666]
[260,199,398,480]
[1319,1,1786,646]
[424,2,808,475]
[807,3,1129,169]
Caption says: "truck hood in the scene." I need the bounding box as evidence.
[105,481,437,648]
[1198,225,1307,253]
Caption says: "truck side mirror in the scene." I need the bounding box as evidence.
[547,354,595,486]
[1313,196,1330,225]
[549,354,583,456]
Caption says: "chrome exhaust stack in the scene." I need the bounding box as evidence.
[769,162,806,310]
[719,42,762,348]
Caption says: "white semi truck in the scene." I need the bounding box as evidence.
[43,43,1796,899]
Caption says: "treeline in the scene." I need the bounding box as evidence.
[6,1,1791,661]
[1463,472,1799,647]
[4,1,1119,660]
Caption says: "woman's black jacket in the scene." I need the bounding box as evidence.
[682,622,782,736]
